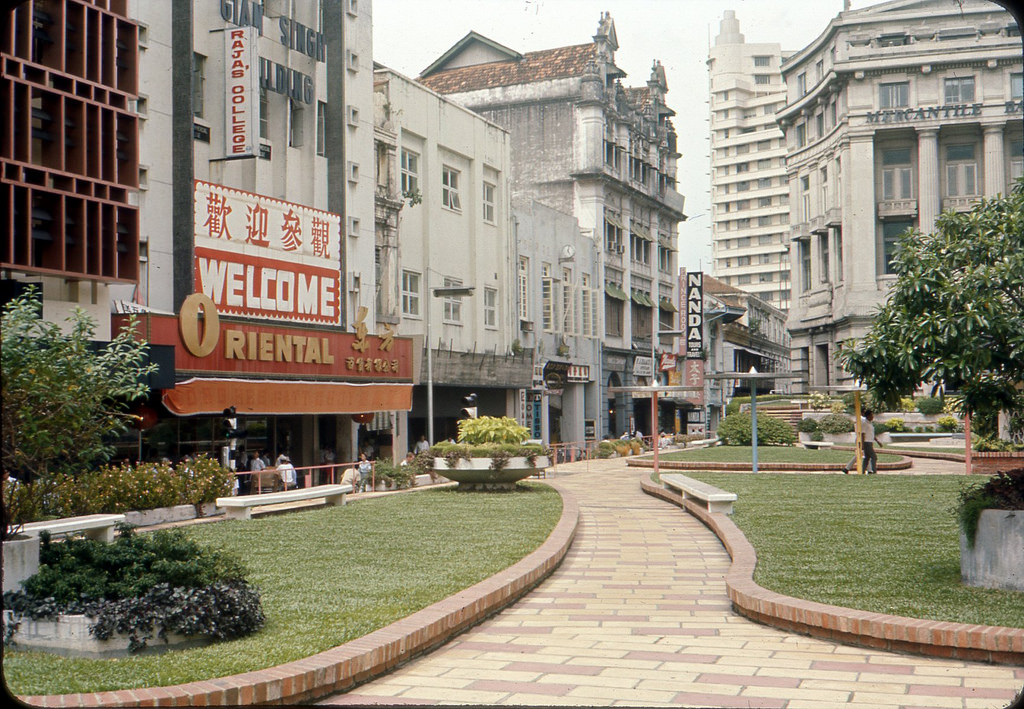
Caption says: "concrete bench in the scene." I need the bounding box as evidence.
[803,440,835,449]
[660,473,737,515]
[216,484,352,521]
[688,437,720,449]
[22,514,127,543]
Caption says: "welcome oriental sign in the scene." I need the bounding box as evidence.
[193,180,342,327]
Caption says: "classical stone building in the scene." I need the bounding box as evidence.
[708,11,793,309]
[418,13,687,438]
[779,0,1022,390]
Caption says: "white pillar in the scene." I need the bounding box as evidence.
[917,128,940,234]
[983,124,1006,196]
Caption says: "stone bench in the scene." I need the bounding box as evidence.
[21,513,127,543]
[803,440,835,449]
[216,484,352,521]
[659,473,737,515]
[688,437,720,449]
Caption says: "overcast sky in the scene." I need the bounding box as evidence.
[372,0,875,271]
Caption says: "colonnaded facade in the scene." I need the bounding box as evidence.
[779,0,1022,390]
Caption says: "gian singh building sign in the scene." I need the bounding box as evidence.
[193,180,341,326]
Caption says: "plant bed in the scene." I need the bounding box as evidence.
[2,524,264,657]
[431,416,550,490]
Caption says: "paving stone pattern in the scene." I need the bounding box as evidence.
[322,458,1024,708]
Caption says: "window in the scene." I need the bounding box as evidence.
[757,177,772,189]
[1013,73,1024,100]
[800,176,810,222]
[401,270,421,317]
[1010,141,1023,182]
[736,181,749,192]
[796,72,807,96]
[561,267,575,334]
[882,148,913,200]
[754,75,771,85]
[400,149,419,195]
[259,88,268,139]
[758,196,772,208]
[288,101,304,147]
[799,240,812,292]
[819,232,830,283]
[815,59,824,82]
[442,277,464,323]
[753,55,771,67]
[605,293,623,337]
[834,226,844,281]
[946,144,977,196]
[815,112,824,138]
[482,181,496,223]
[518,257,529,320]
[944,76,975,104]
[879,82,909,108]
[541,264,555,332]
[192,53,206,117]
[484,287,497,328]
[758,215,772,226]
[735,162,749,173]
[882,220,913,274]
[581,274,594,337]
[757,158,771,170]
[796,123,806,148]
[441,166,461,210]
[820,166,828,209]
[316,101,327,156]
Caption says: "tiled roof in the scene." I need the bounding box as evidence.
[419,43,597,94]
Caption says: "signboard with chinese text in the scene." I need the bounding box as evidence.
[193,180,341,326]
[684,359,705,407]
[632,356,653,378]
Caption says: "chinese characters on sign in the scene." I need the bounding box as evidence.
[193,180,341,326]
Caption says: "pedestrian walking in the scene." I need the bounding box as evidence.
[842,409,878,474]
[357,453,373,492]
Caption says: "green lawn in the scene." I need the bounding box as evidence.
[675,472,1023,628]
[656,445,903,465]
[2,484,562,697]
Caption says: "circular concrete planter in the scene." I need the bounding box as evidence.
[432,456,550,490]
[2,535,41,593]
[961,509,1024,591]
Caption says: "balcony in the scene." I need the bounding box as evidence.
[942,195,980,213]
[825,207,842,227]
[877,199,918,219]
[809,215,827,235]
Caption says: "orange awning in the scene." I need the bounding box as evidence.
[162,378,413,416]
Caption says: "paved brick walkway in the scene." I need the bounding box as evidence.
[321,458,1024,708]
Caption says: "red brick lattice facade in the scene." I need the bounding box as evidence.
[2,0,139,283]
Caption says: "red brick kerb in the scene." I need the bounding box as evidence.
[640,478,1024,665]
[16,486,580,708]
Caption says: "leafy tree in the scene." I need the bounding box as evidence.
[2,288,156,481]
[840,180,1024,429]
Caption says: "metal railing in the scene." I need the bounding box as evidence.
[234,460,377,495]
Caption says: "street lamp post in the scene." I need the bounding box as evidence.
[425,285,474,445]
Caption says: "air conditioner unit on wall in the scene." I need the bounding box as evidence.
[520,320,534,332]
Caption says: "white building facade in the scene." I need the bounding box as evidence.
[373,68,528,448]
[708,11,793,309]
[780,0,1023,390]
[418,13,687,439]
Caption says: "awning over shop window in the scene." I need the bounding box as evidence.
[631,223,652,240]
[631,290,654,307]
[162,378,413,416]
[604,213,624,229]
[659,297,677,312]
[604,282,629,300]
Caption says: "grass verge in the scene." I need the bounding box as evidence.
[2,484,562,696]
[656,445,903,465]
[675,472,1023,628]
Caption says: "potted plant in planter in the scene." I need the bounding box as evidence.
[430,416,550,490]
[956,468,1024,592]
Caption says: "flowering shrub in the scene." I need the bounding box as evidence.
[936,415,960,433]
[24,457,234,522]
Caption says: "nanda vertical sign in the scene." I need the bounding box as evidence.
[685,272,703,359]
[225,26,259,158]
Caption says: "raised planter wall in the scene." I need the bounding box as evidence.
[1,611,206,658]
[970,452,1024,475]
[961,509,1024,592]
[2,535,41,593]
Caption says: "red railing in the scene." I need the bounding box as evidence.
[234,460,376,495]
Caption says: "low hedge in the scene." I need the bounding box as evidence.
[3,457,235,534]
[818,413,855,434]
[717,413,796,446]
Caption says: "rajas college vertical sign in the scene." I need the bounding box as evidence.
[225,26,259,158]
[685,272,703,359]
